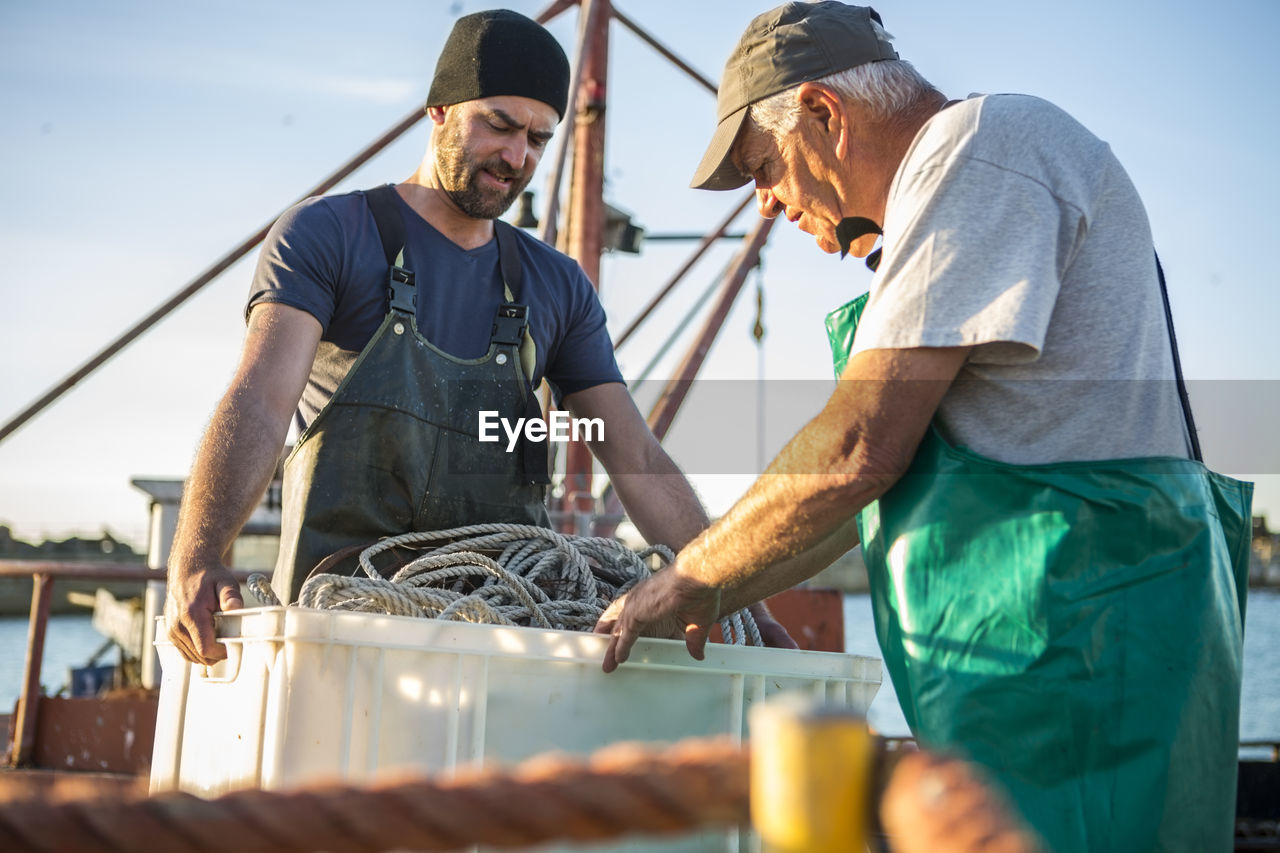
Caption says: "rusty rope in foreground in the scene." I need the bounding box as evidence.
[1,738,750,853]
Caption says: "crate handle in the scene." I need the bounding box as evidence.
[194,641,243,683]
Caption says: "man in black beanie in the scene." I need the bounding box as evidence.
[422,8,570,223]
[164,9,796,663]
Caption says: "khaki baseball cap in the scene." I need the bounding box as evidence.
[690,2,898,191]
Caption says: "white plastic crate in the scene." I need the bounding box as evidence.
[151,606,881,851]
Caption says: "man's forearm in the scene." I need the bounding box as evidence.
[566,383,712,551]
[665,351,969,605]
[714,514,861,616]
[607,448,710,551]
[568,380,839,625]
[595,351,968,669]
[670,403,893,606]
[169,387,290,576]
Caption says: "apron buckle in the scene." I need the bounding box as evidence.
[491,302,529,346]
[389,266,416,314]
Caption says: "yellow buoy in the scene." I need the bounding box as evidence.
[749,693,874,853]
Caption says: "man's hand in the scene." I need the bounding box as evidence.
[594,566,720,673]
[748,602,800,649]
[165,563,244,665]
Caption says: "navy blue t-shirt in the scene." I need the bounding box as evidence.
[247,188,623,430]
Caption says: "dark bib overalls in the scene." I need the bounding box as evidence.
[273,186,550,603]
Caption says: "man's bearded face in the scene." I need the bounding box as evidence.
[434,114,534,220]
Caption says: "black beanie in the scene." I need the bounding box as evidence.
[426,9,571,120]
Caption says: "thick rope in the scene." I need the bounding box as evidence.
[250,524,759,644]
[0,738,750,853]
[246,573,279,607]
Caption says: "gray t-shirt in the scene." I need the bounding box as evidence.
[851,94,1190,464]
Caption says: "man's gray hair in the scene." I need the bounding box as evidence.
[749,59,940,139]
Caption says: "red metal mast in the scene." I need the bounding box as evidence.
[559,0,612,529]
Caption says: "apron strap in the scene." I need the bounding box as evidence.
[493,221,540,385]
[490,221,530,348]
[365,184,417,315]
[494,220,523,301]
[1154,251,1203,462]
[493,222,548,485]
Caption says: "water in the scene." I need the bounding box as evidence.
[3,593,1278,743]
[0,613,119,710]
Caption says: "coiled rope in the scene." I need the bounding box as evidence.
[249,523,761,645]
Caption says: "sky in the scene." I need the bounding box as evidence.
[0,0,1277,551]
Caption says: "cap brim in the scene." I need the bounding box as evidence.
[689,105,752,191]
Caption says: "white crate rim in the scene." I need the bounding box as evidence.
[157,606,881,682]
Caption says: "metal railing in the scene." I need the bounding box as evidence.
[1,560,255,767]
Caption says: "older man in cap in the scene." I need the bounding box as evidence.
[596,3,1251,850]
[164,9,792,670]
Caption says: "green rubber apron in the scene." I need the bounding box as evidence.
[825,269,1251,851]
[273,186,550,603]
